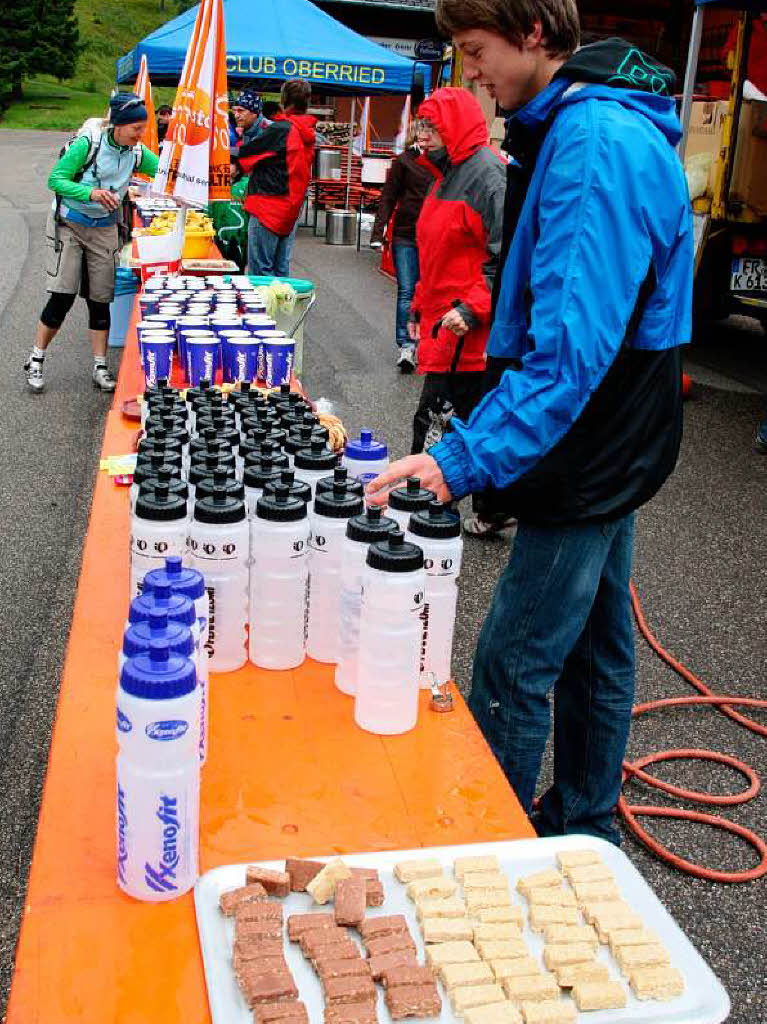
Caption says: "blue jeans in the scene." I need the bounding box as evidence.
[392,242,419,348]
[248,215,293,277]
[469,514,636,845]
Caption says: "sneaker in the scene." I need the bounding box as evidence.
[463,512,517,537]
[756,419,767,454]
[24,355,45,393]
[397,346,416,374]
[92,364,116,392]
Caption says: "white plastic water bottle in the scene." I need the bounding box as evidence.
[249,484,311,669]
[386,477,436,533]
[243,457,285,518]
[189,487,249,672]
[405,501,463,690]
[354,531,425,735]
[143,560,210,764]
[342,429,389,487]
[294,440,340,502]
[306,483,364,664]
[335,507,397,696]
[129,483,188,601]
[117,639,200,901]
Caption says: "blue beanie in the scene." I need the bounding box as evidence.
[110,92,148,125]
[233,89,262,116]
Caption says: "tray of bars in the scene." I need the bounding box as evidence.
[193,836,730,1024]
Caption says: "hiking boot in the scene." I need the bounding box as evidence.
[92,364,117,392]
[397,346,416,374]
[463,512,517,538]
[24,355,45,393]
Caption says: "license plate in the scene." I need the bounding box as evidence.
[730,256,767,292]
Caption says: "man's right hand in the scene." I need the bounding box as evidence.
[407,319,420,342]
[91,188,120,211]
[369,240,383,250]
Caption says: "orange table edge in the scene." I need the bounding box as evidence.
[6,298,532,1024]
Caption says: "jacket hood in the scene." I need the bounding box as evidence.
[518,38,682,146]
[277,111,317,145]
[418,87,488,165]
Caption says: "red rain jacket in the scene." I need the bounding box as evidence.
[238,112,316,237]
[412,88,505,373]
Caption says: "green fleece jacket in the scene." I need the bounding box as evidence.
[48,133,159,202]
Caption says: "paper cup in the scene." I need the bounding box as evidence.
[186,336,222,386]
[141,335,175,387]
[262,337,295,388]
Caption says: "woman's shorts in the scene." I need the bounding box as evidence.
[45,210,119,304]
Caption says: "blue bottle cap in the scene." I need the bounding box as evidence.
[144,556,206,603]
[122,607,194,660]
[129,581,196,629]
[120,639,197,700]
[344,429,388,462]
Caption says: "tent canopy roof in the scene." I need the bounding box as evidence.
[117,0,428,92]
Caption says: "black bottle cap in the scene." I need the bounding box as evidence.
[316,466,364,499]
[135,482,187,521]
[346,506,398,544]
[256,482,308,522]
[312,481,364,519]
[243,457,283,489]
[408,500,461,540]
[366,529,424,573]
[294,439,338,471]
[137,470,189,503]
[194,486,246,524]
[188,455,235,487]
[195,472,245,504]
[388,476,436,512]
[263,469,311,505]
[133,455,180,486]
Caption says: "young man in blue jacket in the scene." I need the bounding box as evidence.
[367,0,693,844]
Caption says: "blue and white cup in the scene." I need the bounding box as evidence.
[218,329,254,383]
[262,337,295,388]
[141,335,176,387]
[253,329,287,380]
[142,314,177,331]
[177,328,216,381]
[228,336,260,384]
[186,335,221,387]
[138,294,159,318]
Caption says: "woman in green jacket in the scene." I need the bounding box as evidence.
[25,92,159,393]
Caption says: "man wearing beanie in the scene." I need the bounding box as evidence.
[24,92,159,393]
[236,78,316,277]
[231,88,269,152]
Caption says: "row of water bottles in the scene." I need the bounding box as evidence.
[118,558,208,902]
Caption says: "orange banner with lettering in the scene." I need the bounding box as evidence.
[153,0,230,206]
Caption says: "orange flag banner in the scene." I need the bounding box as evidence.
[134,55,158,182]
[153,0,230,206]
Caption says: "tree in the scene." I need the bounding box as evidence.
[0,0,38,101]
[34,0,81,82]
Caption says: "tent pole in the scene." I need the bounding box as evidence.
[678,5,704,160]
[346,95,356,208]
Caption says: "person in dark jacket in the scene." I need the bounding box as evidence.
[368,0,693,845]
[408,88,505,467]
[370,133,432,372]
[237,79,316,277]
[231,89,270,153]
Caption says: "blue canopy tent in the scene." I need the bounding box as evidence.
[116,0,431,94]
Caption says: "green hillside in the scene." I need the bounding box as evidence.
[1,0,181,130]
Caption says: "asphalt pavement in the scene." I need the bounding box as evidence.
[0,130,765,1021]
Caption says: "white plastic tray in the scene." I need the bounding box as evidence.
[194,836,730,1024]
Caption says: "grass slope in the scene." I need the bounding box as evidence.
[1,0,180,130]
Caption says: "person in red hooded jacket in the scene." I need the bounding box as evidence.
[237,79,316,277]
[408,88,506,530]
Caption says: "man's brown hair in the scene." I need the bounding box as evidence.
[436,0,579,58]
[280,79,312,113]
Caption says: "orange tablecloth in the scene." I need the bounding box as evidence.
[6,301,532,1023]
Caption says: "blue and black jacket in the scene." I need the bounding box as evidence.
[430,40,693,525]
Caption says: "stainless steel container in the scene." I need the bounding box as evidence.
[325,209,357,246]
[316,148,342,180]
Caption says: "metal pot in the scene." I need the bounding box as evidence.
[325,209,357,246]
[316,148,342,180]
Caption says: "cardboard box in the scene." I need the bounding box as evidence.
[730,99,767,215]
[685,100,728,192]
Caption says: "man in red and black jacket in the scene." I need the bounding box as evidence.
[237,79,316,277]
